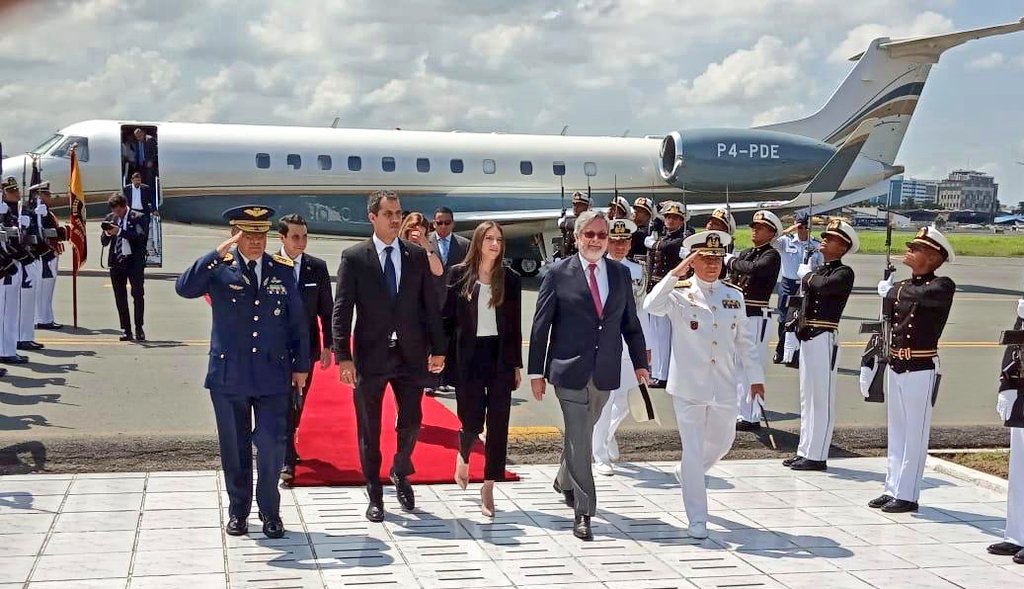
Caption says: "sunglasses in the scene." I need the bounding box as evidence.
[582,231,609,240]
[434,220,453,226]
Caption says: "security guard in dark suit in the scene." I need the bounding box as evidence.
[175,205,310,539]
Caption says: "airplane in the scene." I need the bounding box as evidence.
[2,17,1021,275]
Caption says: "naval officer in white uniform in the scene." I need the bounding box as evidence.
[644,230,765,539]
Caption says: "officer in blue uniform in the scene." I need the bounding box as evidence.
[175,205,310,539]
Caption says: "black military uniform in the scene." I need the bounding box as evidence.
[883,273,954,373]
[795,259,855,340]
[629,197,664,262]
[558,191,591,258]
[1,177,32,365]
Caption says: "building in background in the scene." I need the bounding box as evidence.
[871,176,939,207]
[938,170,999,219]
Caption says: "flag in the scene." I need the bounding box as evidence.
[68,145,87,272]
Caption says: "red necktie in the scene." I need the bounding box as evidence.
[588,263,604,317]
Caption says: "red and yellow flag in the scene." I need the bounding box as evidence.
[67,146,88,272]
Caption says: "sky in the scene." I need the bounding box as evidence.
[0,0,1022,201]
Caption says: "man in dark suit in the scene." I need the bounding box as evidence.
[333,190,447,522]
[122,172,156,218]
[528,210,649,541]
[100,193,149,341]
[276,214,334,483]
[132,128,158,186]
[429,206,470,394]
[175,205,309,539]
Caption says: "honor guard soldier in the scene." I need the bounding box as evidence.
[704,207,736,252]
[643,201,689,388]
[774,213,822,363]
[869,226,955,513]
[644,230,765,539]
[175,205,310,539]
[990,298,1024,564]
[593,219,652,475]
[30,183,68,330]
[629,196,663,261]
[724,210,782,431]
[0,176,32,365]
[558,191,590,258]
[786,219,857,471]
[608,195,633,220]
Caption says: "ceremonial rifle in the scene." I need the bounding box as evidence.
[859,207,895,403]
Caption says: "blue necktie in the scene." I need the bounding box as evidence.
[439,237,449,264]
[383,246,398,298]
[138,140,145,162]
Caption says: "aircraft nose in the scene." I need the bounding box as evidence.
[0,154,29,180]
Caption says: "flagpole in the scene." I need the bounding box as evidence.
[69,145,79,328]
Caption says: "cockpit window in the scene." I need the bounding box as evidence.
[50,136,89,162]
[31,134,63,155]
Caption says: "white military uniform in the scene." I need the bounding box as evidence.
[0,200,23,358]
[593,255,651,468]
[645,259,763,530]
[1008,427,1024,547]
[18,254,40,343]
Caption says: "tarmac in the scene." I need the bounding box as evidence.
[0,456,1019,588]
[0,222,1020,472]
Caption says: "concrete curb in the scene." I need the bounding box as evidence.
[926,453,1009,494]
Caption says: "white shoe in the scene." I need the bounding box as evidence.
[673,463,682,484]
[594,462,615,476]
[687,522,708,539]
[609,438,620,462]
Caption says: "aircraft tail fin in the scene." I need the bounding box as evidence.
[757,18,1024,165]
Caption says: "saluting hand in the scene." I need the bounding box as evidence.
[216,232,242,257]
[670,251,700,278]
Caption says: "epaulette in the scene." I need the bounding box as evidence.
[674,280,691,289]
[722,281,743,291]
[222,252,234,263]
[272,253,294,267]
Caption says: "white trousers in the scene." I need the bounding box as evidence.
[593,388,629,464]
[649,315,672,381]
[0,264,23,357]
[35,256,58,325]
[19,259,40,341]
[797,331,838,462]
[673,397,736,525]
[883,365,937,502]
[736,311,770,422]
[1007,427,1024,546]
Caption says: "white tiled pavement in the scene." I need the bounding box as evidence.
[0,457,1020,588]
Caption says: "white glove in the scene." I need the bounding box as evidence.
[782,331,799,363]
[18,215,30,228]
[724,253,736,266]
[878,277,895,298]
[0,201,7,215]
[796,263,812,279]
[679,246,690,259]
[35,203,48,216]
[644,235,657,248]
[1016,298,1024,320]
[997,390,1015,421]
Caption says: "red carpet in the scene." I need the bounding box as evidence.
[291,364,519,486]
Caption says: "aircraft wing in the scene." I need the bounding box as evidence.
[455,209,563,223]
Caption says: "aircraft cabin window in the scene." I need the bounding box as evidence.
[482,159,496,174]
[553,161,566,176]
[416,158,430,173]
[318,155,332,170]
[584,161,597,177]
[31,134,63,155]
[520,161,533,175]
[287,154,302,170]
[450,159,464,173]
[50,136,89,162]
[256,153,271,169]
[382,157,396,172]
[348,156,362,171]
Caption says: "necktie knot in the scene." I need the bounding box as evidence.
[384,245,393,255]
[246,260,256,272]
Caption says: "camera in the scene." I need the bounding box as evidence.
[101,220,116,231]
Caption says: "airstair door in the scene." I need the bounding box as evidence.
[120,125,162,267]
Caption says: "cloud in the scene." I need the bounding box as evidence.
[829,11,954,62]
[751,104,809,126]
[967,52,1005,71]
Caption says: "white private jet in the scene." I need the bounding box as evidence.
[2,18,1021,274]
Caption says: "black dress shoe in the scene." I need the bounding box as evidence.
[648,379,666,389]
[17,341,44,350]
[36,322,62,330]
[135,328,146,342]
[0,367,7,377]
[0,355,28,364]
[390,473,415,511]
[736,420,761,432]
[573,514,593,541]
[119,330,134,342]
[225,515,248,536]
[365,501,385,522]
[259,513,285,539]
[782,455,802,467]
[279,465,295,485]
[868,494,894,509]
[553,481,575,507]
[988,541,1024,556]
[880,499,919,513]
[424,388,438,397]
[1014,548,1024,565]
[790,458,827,471]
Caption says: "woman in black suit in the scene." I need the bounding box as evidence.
[443,221,522,517]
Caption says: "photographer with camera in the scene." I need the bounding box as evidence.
[1,176,34,365]
[100,192,149,342]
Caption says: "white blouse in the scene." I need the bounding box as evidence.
[476,282,499,337]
